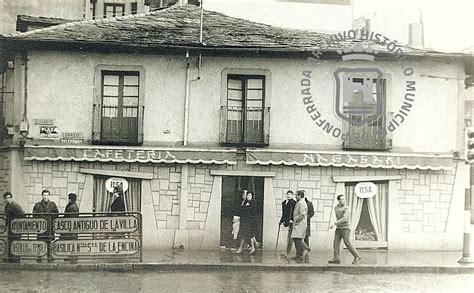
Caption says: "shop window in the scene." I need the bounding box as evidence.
[93,70,144,145]
[342,77,392,150]
[219,74,269,146]
[345,181,388,247]
[93,176,141,212]
[104,3,125,18]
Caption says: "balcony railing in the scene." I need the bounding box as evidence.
[342,112,393,150]
[219,106,270,146]
[92,104,144,145]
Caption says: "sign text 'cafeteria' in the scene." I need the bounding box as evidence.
[53,215,139,234]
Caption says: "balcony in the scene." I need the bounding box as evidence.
[342,112,393,151]
[92,104,144,145]
[219,106,270,146]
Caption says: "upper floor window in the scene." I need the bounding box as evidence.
[93,70,144,145]
[219,74,269,146]
[131,2,138,14]
[342,76,391,150]
[104,3,125,18]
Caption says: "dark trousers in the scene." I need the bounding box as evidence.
[286,225,293,254]
[333,229,359,260]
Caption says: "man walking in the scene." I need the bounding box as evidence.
[291,190,310,262]
[33,189,59,262]
[3,192,25,263]
[304,194,315,247]
[328,194,361,265]
[279,190,296,257]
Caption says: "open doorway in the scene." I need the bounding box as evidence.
[220,176,264,249]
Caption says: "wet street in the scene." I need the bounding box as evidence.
[0,270,473,292]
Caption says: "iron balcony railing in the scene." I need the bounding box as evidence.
[219,106,270,146]
[342,111,393,150]
[92,104,144,145]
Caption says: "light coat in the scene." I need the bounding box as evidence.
[291,198,308,239]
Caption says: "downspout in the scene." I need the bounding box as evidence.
[183,50,191,146]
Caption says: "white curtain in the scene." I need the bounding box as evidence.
[93,177,142,212]
[367,183,388,241]
[345,185,364,232]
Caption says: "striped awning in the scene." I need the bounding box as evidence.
[246,149,455,170]
[24,146,237,165]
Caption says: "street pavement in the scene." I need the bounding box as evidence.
[2,249,474,274]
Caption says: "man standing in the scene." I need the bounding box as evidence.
[329,194,361,265]
[291,190,310,262]
[33,189,59,262]
[279,190,296,257]
[304,194,315,247]
[3,192,25,263]
[110,185,126,212]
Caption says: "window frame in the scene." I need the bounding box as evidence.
[104,3,126,18]
[341,74,392,150]
[220,69,272,147]
[93,65,146,146]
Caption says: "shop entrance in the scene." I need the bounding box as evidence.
[220,176,264,249]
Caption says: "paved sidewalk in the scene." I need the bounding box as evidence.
[1,249,474,274]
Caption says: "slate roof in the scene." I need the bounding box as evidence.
[0,4,472,60]
[16,15,78,32]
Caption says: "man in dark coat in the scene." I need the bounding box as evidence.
[279,190,296,257]
[62,193,79,263]
[110,184,126,212]
[3,192,25,263]
[33,189,59,262]
[304,194,315,246]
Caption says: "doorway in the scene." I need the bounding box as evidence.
[220,176,264,248]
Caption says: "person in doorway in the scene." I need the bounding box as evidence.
[291,190,311,262]
[61,193,79,263]
[235,191,258,254]
[328,194,362,265]
[3,191,25,263]
[110,184,126,212]
[304,192,315,247]
[279,190,296,257]
[33,189,59,263]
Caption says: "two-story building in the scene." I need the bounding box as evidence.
[0,4,472,251]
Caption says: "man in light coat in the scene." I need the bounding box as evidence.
[291,190,311,261]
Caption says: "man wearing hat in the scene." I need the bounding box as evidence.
[110,184,125,212]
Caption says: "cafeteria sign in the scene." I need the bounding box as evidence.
[354,182,377,198]
[105,177,129,193]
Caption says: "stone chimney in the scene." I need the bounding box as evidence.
[408,22,424,48]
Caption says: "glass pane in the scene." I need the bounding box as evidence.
[123,86,139,97]
[227,89,242,101]
[228,79,242,90]
[246,99,263,108]
[103,97,118,106]
[123,107,138,117]
[227,99,241,109]
[103,75,119,86]
[124,75,139,86]
[116,6,124,15]
[246,89,263,101]
[103,85,119,97]
[123,97,139,107]
[247,79,263,89]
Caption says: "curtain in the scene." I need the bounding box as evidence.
[345,185,364,235]
[93,177,141,212]
[367,183,388,241]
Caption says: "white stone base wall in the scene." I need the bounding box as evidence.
[10,157,466,250]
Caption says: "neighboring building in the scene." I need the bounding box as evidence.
[0,0,152,35]
[0,4,472,250]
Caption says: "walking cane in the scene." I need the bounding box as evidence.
[274,224,281,255]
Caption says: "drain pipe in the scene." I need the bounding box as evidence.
[183,50,191,146]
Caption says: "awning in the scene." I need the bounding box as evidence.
[24,146,237,165]
[246,149,455,170]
